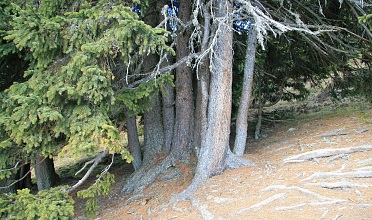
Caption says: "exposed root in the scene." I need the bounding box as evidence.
[275,200,347,211]
[262,185,347,202]
[170,174,207,202]
[307,181,372,189]
[225,149,257,170]
[236,193,286,214]
[302,170,372,181]
[122,156,176,194]
[283,145,372,163]
[190,198,214,220]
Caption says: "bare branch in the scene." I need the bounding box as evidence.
[66,148,109,193]
[0,161,20,173]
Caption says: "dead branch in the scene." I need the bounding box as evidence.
[236,193,286,214]
[307,181,372,189]
[66,148,109,193]
[0,161,20,173]
[0,158,47,190]
[283,145,372,163]
[302,170,372,182]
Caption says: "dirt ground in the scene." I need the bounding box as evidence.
[74,103,372,220]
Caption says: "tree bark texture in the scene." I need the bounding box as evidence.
[171,0,194,159]
[161,67,175,152]
[195,0,233,179]
[233,27,258,156]
[35,154,59,191]
[143,91,164,164]
[141,1,166,165]
[194,4,211,154]
[125,113,142,171]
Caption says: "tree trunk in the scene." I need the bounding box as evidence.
[0,163,32,193]
[141,1,166,165]
[125,113,142,171]
[233,27,258,156]
[255,88,263,140]
[173,0,234,200]
[170,0,194,159]
[194,4,211,155]
[35,154,59,191]
[162,65,175,153]
[143,91,164,164]
[19,163,32,189]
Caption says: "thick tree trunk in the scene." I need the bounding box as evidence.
[35,154,59,191]
[125,113,142,171]
[141,1,166,165]
[170,0,194,159]
[143,91,164,164]
[173,0,234,200]
[233,27,258,156]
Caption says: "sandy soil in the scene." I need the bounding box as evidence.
[74,105,372,220]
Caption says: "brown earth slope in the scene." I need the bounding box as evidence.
[75,105,372,220]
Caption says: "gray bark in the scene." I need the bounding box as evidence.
[174,1,234,200]
[233,27,258,156]
[255,89,263,140]
[125,113,142,170]
[162,74,175,152]
[141,1,166,165]
[194,5,211,154]
[35,154,59,191]
[143,91,164,164]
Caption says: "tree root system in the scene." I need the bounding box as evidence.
[283,145,372,163]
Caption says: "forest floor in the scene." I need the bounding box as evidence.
[70,97,372,220]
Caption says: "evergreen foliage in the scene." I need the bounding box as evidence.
[0,0,172,217]
[0,186,74,219]
[77,172,115,217]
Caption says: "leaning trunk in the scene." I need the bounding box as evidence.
[35,154,59,191]
[125,113,142,170]
[233,27,258,156]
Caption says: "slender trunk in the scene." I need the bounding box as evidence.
[35,154,59,191]
[125,113,142,170]
[233,27,258,156]
[19,163,32,189]
[0,171,18,193]
[170,0,194,159]
[255,86,263,140]
[161,57,175,153]
[194,4,211,155]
